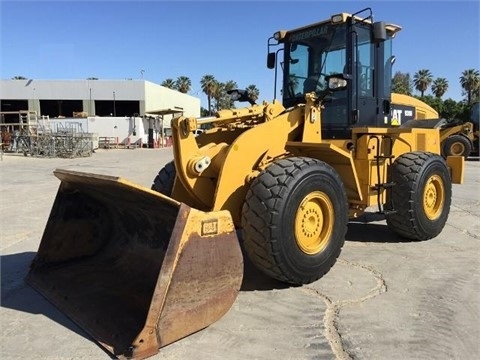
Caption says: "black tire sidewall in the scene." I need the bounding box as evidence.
[151,161,176,195]
[411,156,452,237]
[241,157,348,283]
[275,165,347,278]
[443,135,472,157]
[388,152,452,240]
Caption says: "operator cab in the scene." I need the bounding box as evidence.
[267,8,401,139]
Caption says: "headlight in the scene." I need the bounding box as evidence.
[273,30,286,41]
[331,14,345,24]
[328,77,348,90]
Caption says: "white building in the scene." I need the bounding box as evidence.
[1,79,200,148]
[0,79,200,118]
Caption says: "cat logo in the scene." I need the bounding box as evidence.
[391,109,402,126]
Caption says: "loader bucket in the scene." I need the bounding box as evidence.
[26,169,243,359]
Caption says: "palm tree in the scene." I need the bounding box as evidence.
[175,76,192,94]
[161,78,176,89]
[431,78,449,98]
[413,69,433,97]
[213,82,226,111]
[224,80,237,93]
[460,69,480,105]
[473,87,480,103]
[246,84,260,103]
[200,75,217,115]
[222,80,238,109]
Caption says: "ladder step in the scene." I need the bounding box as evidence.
[374,155,395,160]
[371,181,396,191]
[381,209,397,216]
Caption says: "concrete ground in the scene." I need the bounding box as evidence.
[1,148,479,360]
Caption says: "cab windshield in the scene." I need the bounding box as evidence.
[282,22,347,107]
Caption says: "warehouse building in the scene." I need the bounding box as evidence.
[0,79,201,152]
[0,79,200,120]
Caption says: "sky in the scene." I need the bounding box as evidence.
[1,0,479,109]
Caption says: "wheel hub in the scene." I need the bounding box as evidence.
[294,191,333,255]
[451,142,465,156]
[423,174,445,220]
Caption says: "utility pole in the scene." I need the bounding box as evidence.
[113,91,116,117]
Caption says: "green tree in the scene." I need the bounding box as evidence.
[441,98,464,120]
[11,76,27,80]
[200,74,217,115]
[175,76,192,94]
[219,80,238,109]
[416,95,443,115]
[391,71,412,95]
[161,78,176,89]
[212,81,225,111]
[431,78,449,98]
[413,69,433,97]
[460,68,480,105]
[473,87,480,103]
[246,84,260,103]
[213,80,238,111]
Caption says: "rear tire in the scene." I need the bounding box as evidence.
[386,152,452,240]
[151,161,176,196]
[442,134,472,158]
[241,157,348,285]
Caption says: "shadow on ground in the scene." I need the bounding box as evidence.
[346,211,420,243]
[0,251,115,359]
[1,248,288,357]
[240,254,292,291]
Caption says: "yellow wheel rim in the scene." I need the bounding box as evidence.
[423,174,445,220]
[294,191,334,255]
[450,142,465,156]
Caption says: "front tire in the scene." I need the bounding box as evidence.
[386,152,452,240]
[241,157,348,285]
[151,161,176,196]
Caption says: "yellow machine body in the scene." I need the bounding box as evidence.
[391,93,439,120]
[391,93,476,157]
[169,96,463,224]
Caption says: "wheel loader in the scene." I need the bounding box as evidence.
[390,93,477,158]
[27,8,464,359]
[401,117,476,157]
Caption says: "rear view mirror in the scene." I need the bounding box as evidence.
[267,53,276,69]
[373,21,387,42]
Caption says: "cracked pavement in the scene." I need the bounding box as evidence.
[1,149,479,360]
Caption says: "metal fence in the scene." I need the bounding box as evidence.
[4,122,94,158]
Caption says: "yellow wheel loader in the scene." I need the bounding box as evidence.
[391,93,477,158]
[27,8,464,359]
[397,115,476,159]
